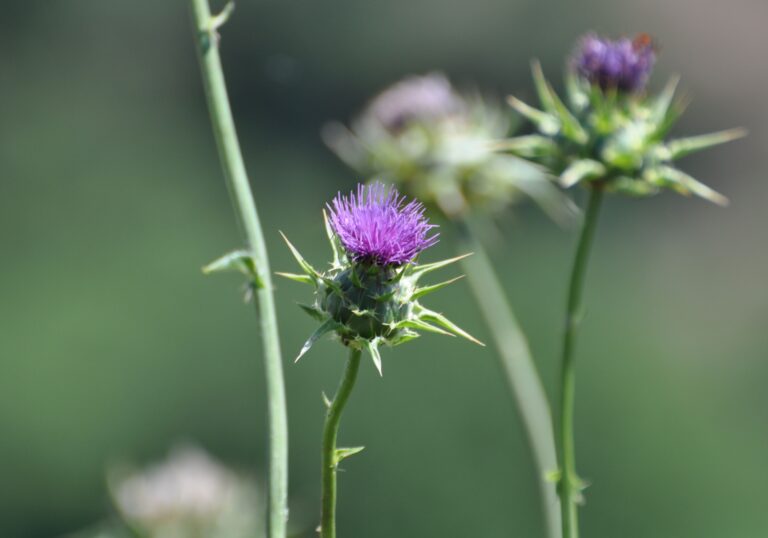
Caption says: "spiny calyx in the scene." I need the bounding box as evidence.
[500,37,744,204]
[278,212,482,376]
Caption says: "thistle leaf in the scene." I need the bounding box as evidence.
[564,71,589,111]
[209,1,235,31]
[395,318,454,337]
[560,159,606,188]
[416,307,485,346]
[531,60,558,116]
[275,272,315,285]
[653,166,729,206]
[664,128,747,160]
[651,75,680,125]
[335,446,365,463]
[531,61,588,144]
[410,253,473,279]
[279,232,321,279]
[373,290,397,303]
[295,318,340,362]
[388,329,420,346]
[322,209,343,268]
[203,249,264,288]
[491,135,558,159]
[410,275,464,301]
[610,176,659,197]
[320,276,343,295]
[298,303,326,321]
[364,339,383,376]
[507,95,560,136]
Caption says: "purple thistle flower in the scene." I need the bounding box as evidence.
[573,33,656,93]
[366,73,465,132]
[327,182,439,266]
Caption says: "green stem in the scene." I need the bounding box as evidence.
[456,219,562,538]
[321,348,362,538]
[558,186,604,538]
[189,2,288,537]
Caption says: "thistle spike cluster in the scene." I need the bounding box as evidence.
[279,183,482,375]
[323,73,577,223]
[500,33,745,204]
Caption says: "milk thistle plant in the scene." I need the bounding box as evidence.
[279,182,481,538]
[502,33,745,538]
[326,75,573,538]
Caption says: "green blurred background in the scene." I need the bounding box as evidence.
[2,1,766,537]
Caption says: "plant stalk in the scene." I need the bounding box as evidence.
[558,186,604,538]
[321,348,362,538]
[456,218,562,538]
[189,2,289,537]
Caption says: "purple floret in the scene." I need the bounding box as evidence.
[328,182,439,266]
[573,33,656,93]
[366,73,465,132]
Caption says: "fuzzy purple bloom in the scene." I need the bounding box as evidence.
[366,73,465,132]
[573,33,656,93]
[328,183,438,266]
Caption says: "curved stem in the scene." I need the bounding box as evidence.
[321,348,362,538]
[189,2,288,537]
[558,186,604,538]
[456,219,561,538]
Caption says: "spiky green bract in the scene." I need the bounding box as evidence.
[502,61,745,204]
[279,223,482,376]
[322,73,577,224]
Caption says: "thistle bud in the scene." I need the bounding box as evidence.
[573,33,656,93]
[323,75,575,223]
[366,73,465,133]
[501,33,744,204]
[279,182,482,375]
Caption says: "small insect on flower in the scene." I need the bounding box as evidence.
[501,32,745,204]
[278,182,483,376]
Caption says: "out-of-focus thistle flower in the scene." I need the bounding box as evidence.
[109,446,263,538]
[278,182,482,375]
[573,33,656,93]
[323,74,576,223]
[501,33,745,204]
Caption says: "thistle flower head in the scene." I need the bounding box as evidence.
[323,75,576,223]
[327,182,438,266]
[501,38,744,204]
[110,446,261,537]
[573,33,656,93]
[366,73,465,132]
[278,183,482,375]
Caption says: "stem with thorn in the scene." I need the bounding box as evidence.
[558,186,604,538]
[321,348,362,538]
[189,1,288,537]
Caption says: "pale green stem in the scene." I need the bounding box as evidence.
[456,218,562,538]
[558,186,604,538]
[189,2,288,537]
[321,348,362,538]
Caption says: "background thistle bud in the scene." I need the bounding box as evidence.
[323,74,575,223]
[501,33,745,204]
[279,182,482,375]
[366,73,465,133]
[573,33,656,93]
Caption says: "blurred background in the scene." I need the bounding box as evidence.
[1,0,766,536]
